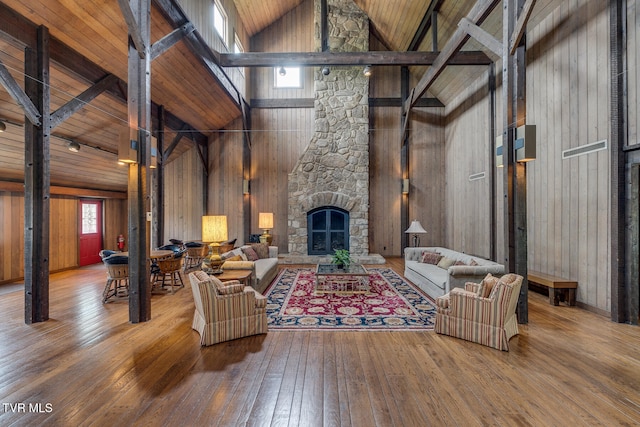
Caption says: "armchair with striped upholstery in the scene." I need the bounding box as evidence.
[188,270,268,346]
[434,273,523,351]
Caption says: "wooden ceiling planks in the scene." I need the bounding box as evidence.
[233,0,305,36]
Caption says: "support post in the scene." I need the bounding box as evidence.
[126,0,152,323]
[400,66,410,251]
[24,26,50,324]
[502,0,528,323]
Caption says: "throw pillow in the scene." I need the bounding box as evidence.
[436,256,456,270]
[421,251,442,265]
[251,243,270,259]
[226,255,243,262]
[480,273,500,298]
[241,246,259,261]
[454,260,466,266]
[469,259,479,266]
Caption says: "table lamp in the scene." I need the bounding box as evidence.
[258,212,274,245]
[405,220,427,247]
[202,215,228,254]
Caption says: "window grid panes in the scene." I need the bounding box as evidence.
[82,204,98,234]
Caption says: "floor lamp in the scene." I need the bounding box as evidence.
[405,220,427,247]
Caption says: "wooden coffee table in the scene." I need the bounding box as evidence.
[315,263,370,294]
[216,269,252,287]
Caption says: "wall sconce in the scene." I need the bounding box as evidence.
[402,178,410,195]
[363,65,372,77]
[243,179,250,195]
[118,127,137,164]
[515,124,536,162]
[0,121,6,132]
[67,141,80,152]
[278,66,286,76]
[495,134,503,168]
[321,66,330,75]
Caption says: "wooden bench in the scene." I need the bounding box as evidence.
[528,271,578,306]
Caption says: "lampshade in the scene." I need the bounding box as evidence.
[405,220,427,234]
[258,212,274,230]
[202,215,228,243]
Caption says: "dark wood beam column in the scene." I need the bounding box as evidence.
[400,67,410,251]
[24,26,50,324]
[242,100,251,240]
[153,105,165,249]
[124,0,152,324]
[502,0,528,324]
[611,0,633,323]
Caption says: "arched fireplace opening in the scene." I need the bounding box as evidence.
[307,207,349,255]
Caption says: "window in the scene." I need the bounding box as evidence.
[234,33,244,75]
[213,0,227,45]
[274,66,302,88]
[82,202,98,234]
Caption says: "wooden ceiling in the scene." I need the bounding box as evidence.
[0,0,557,193]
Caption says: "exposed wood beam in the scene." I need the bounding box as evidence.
[162,124,186,162]
[458,17,503,57]
[151,21,195,61]
[250,97,444,109]
[405,0,500,112]
[509,0,537,55]
[0,59,41,126]
[117,0,147,59]
[50,74,118,129]
[0,1,208,146]
[220,50,491,67]
[407,0,445,51]
[0,180,127,198]
[153,0,241,108]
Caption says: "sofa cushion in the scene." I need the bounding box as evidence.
[437,256,456,270]
[222,260,254,270]
[251,243,270,259]
[242,246,259,261]
[226,255,243,261]
[421,251,442,265]
[408,262,448,290]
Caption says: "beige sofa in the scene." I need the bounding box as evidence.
[404,246,505,300]
[220,244,279,294]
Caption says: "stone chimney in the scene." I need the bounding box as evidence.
[287,0,370,256]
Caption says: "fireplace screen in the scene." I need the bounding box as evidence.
[307,207,349,255]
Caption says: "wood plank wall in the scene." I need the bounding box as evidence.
[0,192,127,284]
[445,0,612,313]
[162,145,206,244]
[444,68,493,258]
[207,118,246,244]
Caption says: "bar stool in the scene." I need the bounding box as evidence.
[102,255,129,303]
[152,251,185,294]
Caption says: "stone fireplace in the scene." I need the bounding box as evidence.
[287,0,370,257]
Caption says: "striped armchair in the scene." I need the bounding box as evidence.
[188,271,268,346]
[434,273,523,351]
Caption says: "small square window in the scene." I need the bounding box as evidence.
[274,67,302,88]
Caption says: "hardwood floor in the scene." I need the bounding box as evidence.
[0,258,639,426]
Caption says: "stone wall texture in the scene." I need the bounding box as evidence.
[288,0,370,255]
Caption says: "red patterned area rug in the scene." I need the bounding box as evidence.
[265,268,436,331]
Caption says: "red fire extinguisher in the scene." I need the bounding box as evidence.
[117,234,125,251]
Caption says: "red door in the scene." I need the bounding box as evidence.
[79,199,103,266]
